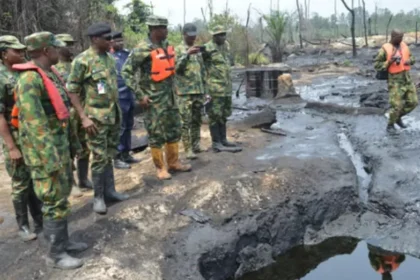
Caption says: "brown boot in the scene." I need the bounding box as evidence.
[151,148,172,180]
[165,142,192,172]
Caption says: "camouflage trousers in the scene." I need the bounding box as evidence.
[207,96,232,126]
[179,95,203,152]
[87,119,120,173]
[70,109,90,160]
[32,162,72,220]
[3,133,32,203]
[388,80,418,125]
[144,104,182,148]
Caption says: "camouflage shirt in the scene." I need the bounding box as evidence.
[374,46,415,83]
[67,47,120,125]
[121,38,177,106]
[175,42,206,95]
[55,60,72,83]
[0,62,18,127]
[15,65,73,178]
[203,40,233,97]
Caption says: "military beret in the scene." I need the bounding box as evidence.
[183,23,197,36]
[210,25,228,36]
[146,15,168,27]
[24,32,65,51]
[87,23,113,37]
[111,31,123,40]
[0,35,26,50]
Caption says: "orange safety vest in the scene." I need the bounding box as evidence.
[383,42,411,74]
[10,62,70,128]
[150,46,175,82]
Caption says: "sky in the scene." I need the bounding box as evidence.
[116,0,420,26]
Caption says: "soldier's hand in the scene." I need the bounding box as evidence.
[187,46,200,55]
[140,96,152,108]
[82,117,98,136]
[9,147,22,164]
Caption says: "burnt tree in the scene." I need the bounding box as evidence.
[341,0,357,57]
[362,0,368,46]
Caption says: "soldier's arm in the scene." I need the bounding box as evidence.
[374,48,389,72]
[175,45,189,74]
[121,48,148,100]
[200,58,208,95]
[16,72,61,173]
[0,79,18,153]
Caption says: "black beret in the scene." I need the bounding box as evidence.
[87,23,112,37]
[111,31,123,40]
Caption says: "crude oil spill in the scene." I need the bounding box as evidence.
[237,237,420,280]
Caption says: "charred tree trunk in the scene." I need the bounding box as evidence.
[296,0,303,48]
[341,0,357,57]
[385,15,393,42]
[416,21,418,45]
[368,17,372,36]
[362,0,368,46]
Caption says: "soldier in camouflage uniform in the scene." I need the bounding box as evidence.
[67,23,129,214]
[56,34,92,197]
[0,35,42,241]
[15,32,87,269]
[122,16,192,180]
[374,29,418,134]
[175,23,208,160]
[203,26,242,153]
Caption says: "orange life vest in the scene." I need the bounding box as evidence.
[10,62,70,128]
[376,256,400,274]
[150,46,175,82]
[383,42,411,74]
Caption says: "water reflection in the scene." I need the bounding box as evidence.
[237,237,416,280]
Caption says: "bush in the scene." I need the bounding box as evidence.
[248,52,270,65]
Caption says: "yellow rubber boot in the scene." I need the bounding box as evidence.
[165,142,192,172]
[151,148,172,180]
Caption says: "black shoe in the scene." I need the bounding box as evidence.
[92,172,107,214]
[77,159,93,189]
[114,155,131,170]
[387,124,398,134]
[13,196,37,241]
[396,118,407,129]
[104,164,129,202]
[28,184,43,234]
[122,152,141,164]
[64,222,88,253]
[220,123,242,151]
[210,124,242,153]
[44,219,83,270]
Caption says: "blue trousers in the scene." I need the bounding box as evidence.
[118,99,135,153]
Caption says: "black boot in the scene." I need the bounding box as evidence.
[104,164,129,202]
[77,159,93,189]
[220,122,240,148]
[387,124,398,134]
[210,124,241,153]
[92,172,107,214]
[396,118,407,129]
[122,151,141,164]
[113,153,131,170]
[64,221,88,252]
[12,195,37,241]
[44,219,83,270]
[28,183,43,234]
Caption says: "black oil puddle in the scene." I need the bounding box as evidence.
[236,237,420,280]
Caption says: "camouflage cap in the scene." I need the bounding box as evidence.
[146,15,168,27]
[56,34,76,43]
[0,35,26,50]
[210,25,228,35]
[24,32,66,51]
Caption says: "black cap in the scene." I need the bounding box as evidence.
[87,23,112,37]
[183,23,197,36]
[111,31,123,40]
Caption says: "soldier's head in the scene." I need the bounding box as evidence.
[183,23,197,46]
[111,31,124,52]
[390,29,404,45]
[147,16,169,42]
[56,33,76,61]
[87,23,113,53]
[24,32,65,66]
[0,35,26,66]
[210,25,228,46]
